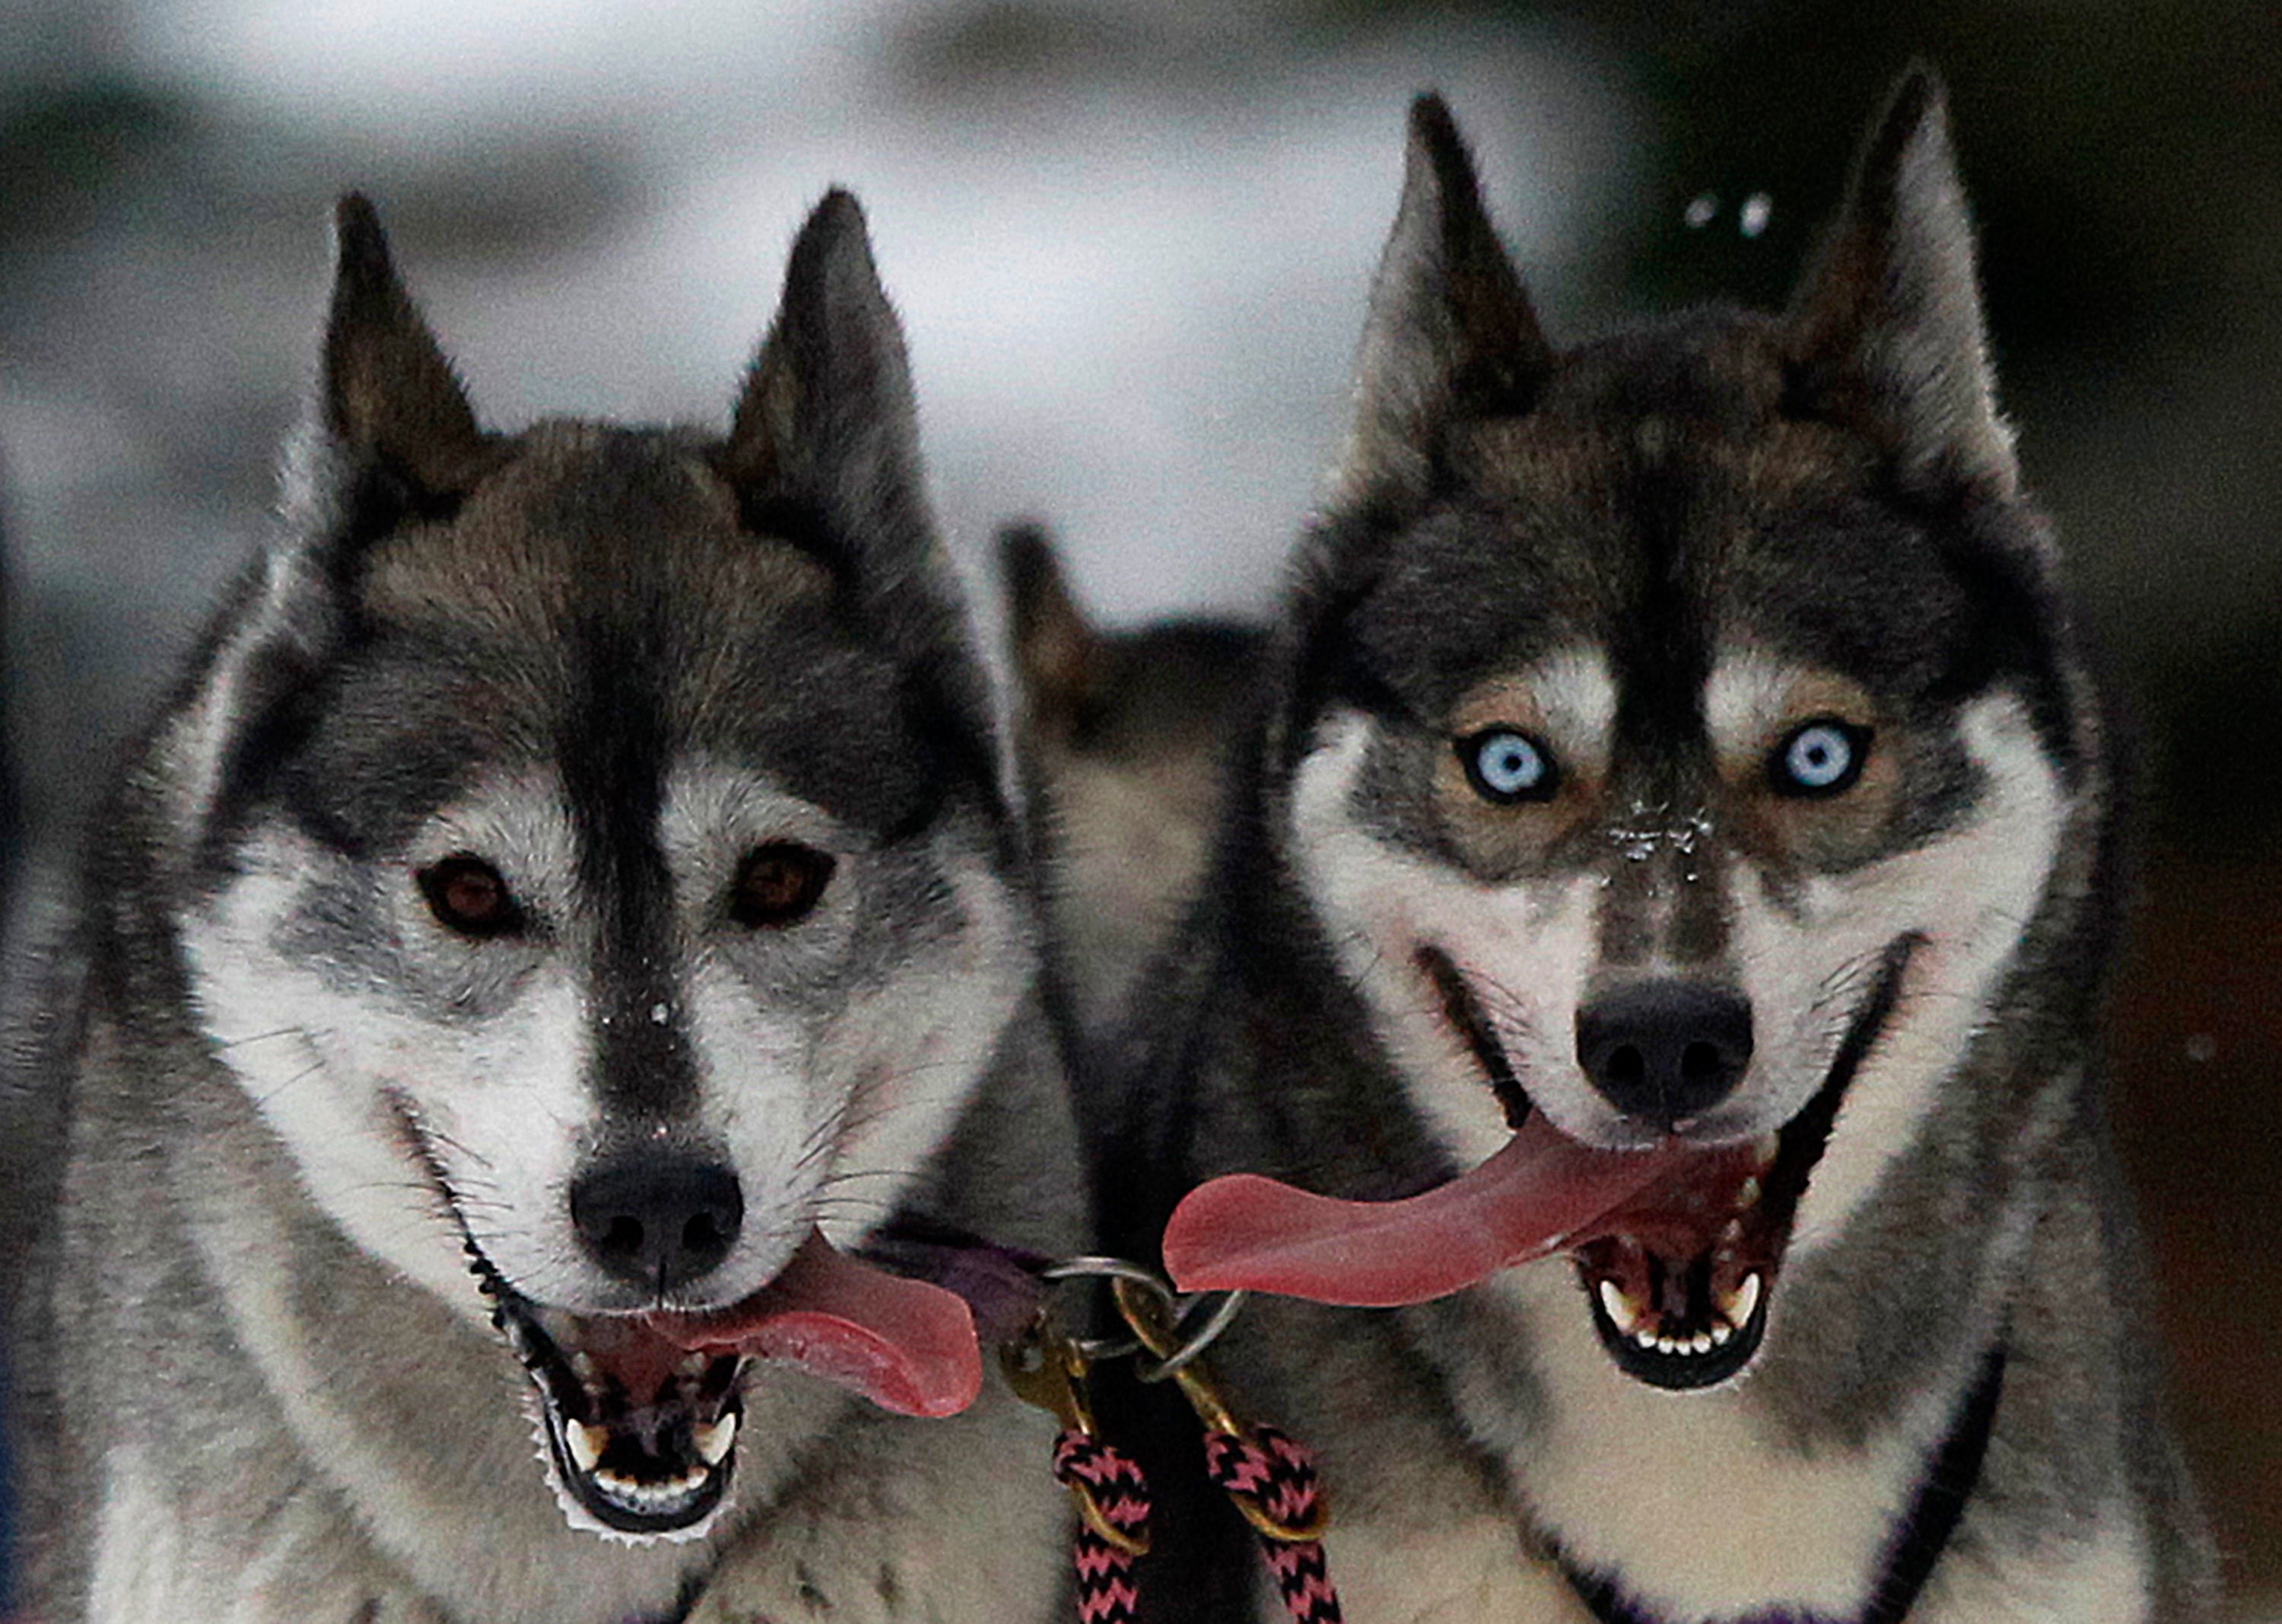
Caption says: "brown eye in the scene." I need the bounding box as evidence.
[731,842,834,928]
[417,854,523,939]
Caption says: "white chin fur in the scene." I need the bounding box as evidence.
[1481,1261,1931,1617]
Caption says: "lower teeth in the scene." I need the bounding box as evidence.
[593,1467,710,1508]
[1603,1266,1763,1355]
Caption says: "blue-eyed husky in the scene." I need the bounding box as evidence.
[11,192,1080,1622]
[1124,75,2216,1621]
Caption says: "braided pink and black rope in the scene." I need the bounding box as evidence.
[1052,1430,1152,1624]
[1202,1425,1342,1624]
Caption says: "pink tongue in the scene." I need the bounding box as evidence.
[1162,1114,1692,1307]
[655,1230,981,1418]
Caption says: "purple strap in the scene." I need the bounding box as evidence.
[857,1224,1054,1344]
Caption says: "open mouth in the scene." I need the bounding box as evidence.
[461,1228,987,1541]
[472,1259,745,1539]
[1414,944,1775,1387]
[1572,938,1912,1389]
[1162,938,1914,1393]
[389,1093,987,1541]
[1572,1143,1774,1390]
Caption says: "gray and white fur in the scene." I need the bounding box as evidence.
[11,192,1080,1623]
[1102,76,2215,1622]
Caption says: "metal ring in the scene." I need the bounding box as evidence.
[1041,1257,1175,1364]
[1039,1260,1250,1376]
[1040,1256,1180,1308]
[1136,1290,1248,1383]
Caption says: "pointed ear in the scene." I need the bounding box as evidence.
[999,521,1101,732]
[1336,94,1553,502]
[167,199,491,871]
[316,194,491,504]
[720,189,931,572]
[720,192,1006,807]
[1786,69,2017,497]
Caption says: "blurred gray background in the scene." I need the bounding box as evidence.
[2,0,2274,1607]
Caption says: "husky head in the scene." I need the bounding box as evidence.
[161,194,1031,1538]
[1221,77,2101,1392]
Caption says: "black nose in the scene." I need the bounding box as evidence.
[1575,981,1755,1127]
[569,1156,744,1294]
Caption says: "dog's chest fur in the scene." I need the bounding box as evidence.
[1464,1266,1949,1619]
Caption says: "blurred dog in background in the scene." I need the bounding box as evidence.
[1000,521,1264,1053]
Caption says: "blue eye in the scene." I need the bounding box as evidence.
[1460,729,1557,803]
[1773,719,1868,796]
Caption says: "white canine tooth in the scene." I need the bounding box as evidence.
[1598,1279,1639,1334]
[565,1419,606,1474]
[693,1412,738,1467]
[1717,1271,1764,1328]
